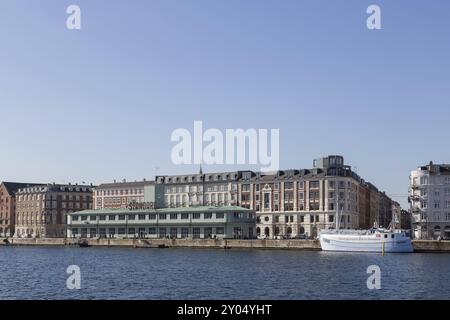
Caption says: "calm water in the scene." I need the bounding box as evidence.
[0,246,449,299]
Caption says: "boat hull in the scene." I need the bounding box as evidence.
[319,234,413,253]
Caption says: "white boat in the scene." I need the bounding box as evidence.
[319,228,413,253]
[318,191,413,253]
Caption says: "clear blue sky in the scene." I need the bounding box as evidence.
[1,0,449,208]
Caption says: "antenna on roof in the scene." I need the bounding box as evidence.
[199,165,203,175]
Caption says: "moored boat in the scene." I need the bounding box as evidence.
[319,228,413,253]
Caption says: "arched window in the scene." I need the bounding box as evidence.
[256,227,261,236]
[264,227,270,237]
[287,227,292,235]
[299,227,305,234]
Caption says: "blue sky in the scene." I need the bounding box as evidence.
[1,0,449,208]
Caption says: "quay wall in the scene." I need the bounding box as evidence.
[2,238,450,252]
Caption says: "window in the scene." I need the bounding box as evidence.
[100,215,106,221]
[181,213,189,219]
[204,213,212,219]
[216,227,224,235]
[118,228,125,235]
[159,228,166,238]
[181,228,189,238]
[159,214,167,220]
[138,214,146,220]
[310,215,314,223]
[310,181,319,189]
[193,227,201,239]
[149,214,156,220]
[148,227,156,235]
[170,213,178,220]
[328,215,334,222]
[215,213,224,219]
[193,213,201,219]
[204,227,212,238]
[118,215,126,220]
[72,216,79,221]
[128,215,136,220]
[81,215,87,221]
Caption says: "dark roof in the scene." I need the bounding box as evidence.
[1,182,44,196]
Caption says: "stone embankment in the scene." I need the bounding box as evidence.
[2,238,450,252]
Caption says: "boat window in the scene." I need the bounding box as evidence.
[391,234,394,239]
[384,234,388,238]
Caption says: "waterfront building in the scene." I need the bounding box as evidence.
[93,179,155,209]
[409,162,450,239]
[14,183,94,238]
[67,206,256,239]
[155,171,240,208]
[0,182,43,237]
[240,156,364,239]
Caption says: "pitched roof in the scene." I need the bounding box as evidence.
[1,182,44,196]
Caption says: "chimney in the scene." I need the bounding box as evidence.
[122,179,126,183]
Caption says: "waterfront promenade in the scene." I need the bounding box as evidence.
[2,237,450,253]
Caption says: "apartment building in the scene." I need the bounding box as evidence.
[240,156,363,239]
[14,183,94,238]
[155,171,240,208]
[410,162,450,239]
[93,179,155,209]
[0,182,43,237]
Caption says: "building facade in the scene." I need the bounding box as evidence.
[0,182,42,237]
[409,162,450,239]
[14,183,94,238]
[240,156,364,239]
[152,156,396,239]
[67,206,256,239]
[155,171,240,208]
[93,179,155,209]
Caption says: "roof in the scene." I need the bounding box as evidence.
[1,182,45,196]
[69,206,253,215]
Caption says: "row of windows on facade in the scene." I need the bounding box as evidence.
[165,193,237,203]
[243,200,355,212]
[418,212,450,221]
[70,226,238,238]
[241,180,354,192]
[16,215,62,224]
[243,191,354,202]
[17,194,92,201]
[164,184,237,194]
[416,188,450,197]
[95,188,144,196]
[414,176,450,185]
[17,202,92,210]
[419,200,450,209]
[98,197,145,205]
[259,214,351,224]
[70,212,247,222]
